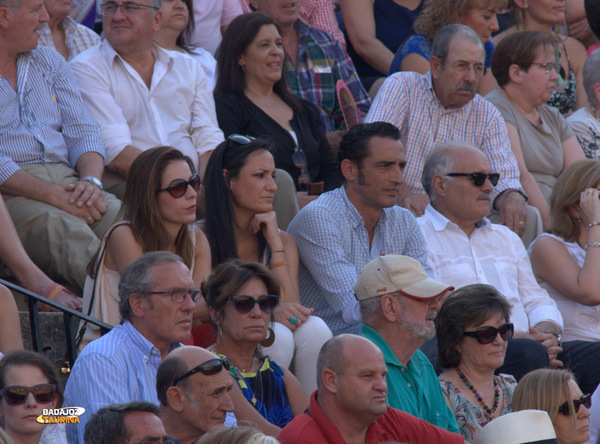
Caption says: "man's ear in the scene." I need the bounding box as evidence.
[166,386,186,413]
[129,293,147,318]
[321,368,338,394]
[431,174,447,196]
[248,0,259,11]
[380,294,400,323]
[0,6,12,29]
[340,159,357,183]
[152,10,162,32]
[430,56,442,80]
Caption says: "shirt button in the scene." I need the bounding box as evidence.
[400,368,405,372]
[407,383,412,388]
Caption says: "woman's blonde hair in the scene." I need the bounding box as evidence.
[414,0,507,40]
[512,368,577,424]
[194,425,280,444]
[549,159,600,242]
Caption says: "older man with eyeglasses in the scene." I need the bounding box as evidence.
[64,252,233,443]
[156,346,235,444]
[69,0,224,196]
[417,141,600,397]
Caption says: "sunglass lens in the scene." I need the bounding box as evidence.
[33,385,55,403]
[168,180,188,198]
[258,295,279,313]
[232,296,255,314]
[489,174,500,186]
[292,150,307,168]
[499,323,514,341]
[476,327,497,344]
[472,173,486,187]
[4,388,27,405]
[200,359,223,375]
[189,175,201,192]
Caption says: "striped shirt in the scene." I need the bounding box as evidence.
[287,186,431,334]
[284,19,370,133]
[64,321,236,444]
[38,17,100,61]
[366,71,521,202]
[0,47,105,184]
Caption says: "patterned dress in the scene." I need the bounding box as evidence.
[439,373,517,444]
[227,356,293,427]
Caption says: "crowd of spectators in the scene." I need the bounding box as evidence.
[2,0,600,443]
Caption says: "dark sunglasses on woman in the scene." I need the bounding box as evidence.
[0,384,56,405]
[157,174,201,198]
[228,294,279,314]
[463,322,514,344]
[558,393,592,416]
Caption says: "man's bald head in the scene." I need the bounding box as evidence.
[156,346,221,405]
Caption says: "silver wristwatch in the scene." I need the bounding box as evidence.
[80,176,103,191]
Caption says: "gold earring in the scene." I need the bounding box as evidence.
[260,327,275,348]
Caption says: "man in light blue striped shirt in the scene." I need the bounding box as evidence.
[64,252,198,444]
[287,122,432,335]
[0,0,120,291]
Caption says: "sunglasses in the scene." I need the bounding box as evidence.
[1,384,56,405]
[445,172,500,187]
[558,393,592,416]
[463,322,514,344]
[228,134,255,145]
[228,294,279,314]
[157,174,201,198]
[292,148,310,192]
[173,357,230,386]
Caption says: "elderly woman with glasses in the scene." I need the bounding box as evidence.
[80,146,211,348]
[436,284,517,444]
[202,137,332,397]
[214,12,339,211]
[486,30,585,229]
[513,369,592,444]
[0,350,64,444]
[203,260,309,436]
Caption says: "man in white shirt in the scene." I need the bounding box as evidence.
[70,0,224,194]
[417,141,600,394]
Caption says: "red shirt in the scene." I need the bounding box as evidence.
[278,391,464,444]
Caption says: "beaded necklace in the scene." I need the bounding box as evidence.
[455,366,500,422]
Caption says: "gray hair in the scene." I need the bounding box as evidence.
[84,401,160,444]
[359,297,383,328]
[421,142,456,199]
[0,0,20,11]
[583,50,600,107]
[432,23,484,64]
[118,251,185,322]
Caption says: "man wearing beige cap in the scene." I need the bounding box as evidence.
[355,254,460,434]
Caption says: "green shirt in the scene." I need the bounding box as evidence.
[361,324,460,434]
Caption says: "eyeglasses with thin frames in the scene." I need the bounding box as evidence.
[530,62,561,74]
[444,172,500,187]
[100,1,158,15]
[147,288,201,304]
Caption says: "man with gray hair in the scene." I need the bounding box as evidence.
[366,24,531,240]
[64,251,199,443]
[418,141,600,396]
[84,401,166,444]
[355,254,459,433]
[156,346,235,443]
[69,0,223,194]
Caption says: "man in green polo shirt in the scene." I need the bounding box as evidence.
[355,254,460,434]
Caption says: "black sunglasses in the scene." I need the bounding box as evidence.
[558,393,592,416]
[157,174,201,198]
[228,134,255,145]
[1,384,56,405]
[292,148,310,192]
[228,294,279,314]
[463,322,514,344]
[173,357,230,386]
[445,172,500,187]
